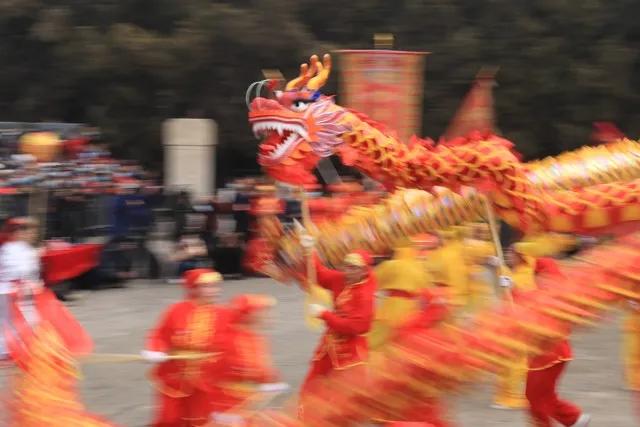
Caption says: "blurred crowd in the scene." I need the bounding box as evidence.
[0,129,389,295]
[172,176,386,280]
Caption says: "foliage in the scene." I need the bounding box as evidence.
[1,0,639,176]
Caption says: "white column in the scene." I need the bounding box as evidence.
[163,119,217,198]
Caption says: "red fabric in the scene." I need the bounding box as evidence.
[63,138,89,158]
[529,339,572,370]
[397,301,449,335]
[386,289,417,299]
[209,325,278,413]
[534,257,563,277]
[6,288,94,363]
[242,238,273,274]
[311,254,375,368]
[42,244,102,286]
[526,362,581,427]
[152,388,211,427]
[34,288,94,355]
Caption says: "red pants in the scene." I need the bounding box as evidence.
[300,354,334,397]
[152,389,212,427]
[525,362,581,427]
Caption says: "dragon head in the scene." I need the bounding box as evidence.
[248,54,351,184]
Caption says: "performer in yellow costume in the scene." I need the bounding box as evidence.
[492,241,537,410]
[490,234,575,410]
[368,235,436,351]
[623,300,640,391]
[430,227,470,311]
[463,223,498,313]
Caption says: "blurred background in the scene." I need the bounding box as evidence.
[1,0,639,172]
[1,0,639,297]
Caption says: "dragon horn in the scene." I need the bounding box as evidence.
[285,63,310,91]
[307,53,331,90]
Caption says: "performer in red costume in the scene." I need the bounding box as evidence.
[210,294,285,414]
[525,257,591,427]
[298,235,376,418]
[381,288,453,427]
[143,268,234,427]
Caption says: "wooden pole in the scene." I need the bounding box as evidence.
[482,195,514,307]
[81,351,219,364]
[298,187,333,331]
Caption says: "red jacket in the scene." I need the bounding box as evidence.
[528,258,572,370]
[311,255,376,369]
[146,301,236,396]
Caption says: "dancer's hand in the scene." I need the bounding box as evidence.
[308,303,327,317]
[257,382,290,393]
[300,234,315,250]
[498,276,513,289]
[211,412,246,426]
[487,256,501,267]
[140,350,168,363]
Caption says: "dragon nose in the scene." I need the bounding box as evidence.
[249,97,282,111]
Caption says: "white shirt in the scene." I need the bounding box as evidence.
[0,241,41,294]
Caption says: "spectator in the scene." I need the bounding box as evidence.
[196,198,218,262]
[173,190,191,242]
[58,188,87,242]
[111,184,159,279]
[214,232,244,278]
[233,187,251,242]
[89,236,138,289]
[170,233,209,276]
[0,217,42,359]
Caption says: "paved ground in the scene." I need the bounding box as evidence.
[1,278,637,426]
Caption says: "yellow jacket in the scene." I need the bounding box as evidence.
[429,239,469,306]
[374,247,432,292]
[369,247,432,350]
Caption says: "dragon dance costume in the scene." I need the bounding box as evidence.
[525,257,585,427]
[371,243,454,426]
[299,250,376,419]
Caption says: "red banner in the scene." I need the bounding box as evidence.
[336,50,428,143]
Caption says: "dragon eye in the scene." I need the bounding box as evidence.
[291,100,311,112]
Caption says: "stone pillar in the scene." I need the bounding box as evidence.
[163,119,217,198]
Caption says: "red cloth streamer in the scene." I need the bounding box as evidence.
[41,244,102,286]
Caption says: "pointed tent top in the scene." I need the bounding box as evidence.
[443,66,498,141]
[476,66,499,81]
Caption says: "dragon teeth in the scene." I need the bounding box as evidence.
[251,121,306,138]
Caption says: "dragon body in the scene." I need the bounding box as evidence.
[211,234,640,426]
[248,54,640,235]
[238,54,640,425]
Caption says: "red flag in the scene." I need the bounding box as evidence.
[444,67,497,140]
